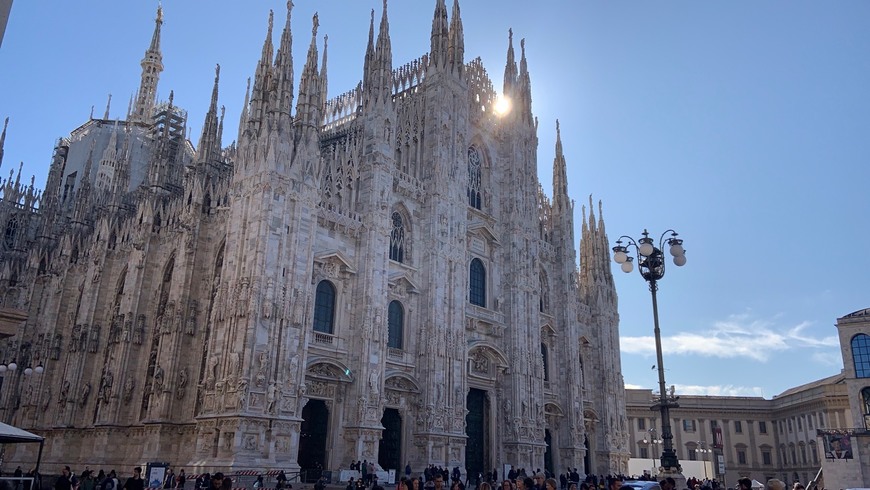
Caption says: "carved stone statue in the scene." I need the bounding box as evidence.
[134,315,146,345]
[123,378,135,404]
[79,382,91,407]
[99,370,114,404]
[154,365,165,391]
[266,382,277,413]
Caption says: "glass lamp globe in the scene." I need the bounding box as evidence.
[613,250,627,264]
[621,261,634,273]
[0,364,7,373]
[669,242,684,257]
[674,255,687,267]
[8,361,17,371]
[23,367,32,376]
[35,364,44,374]
[639,242,654,256]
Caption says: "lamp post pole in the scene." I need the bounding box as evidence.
[613,229,687,476]
[697,442,710,480]
[644,428,663,476]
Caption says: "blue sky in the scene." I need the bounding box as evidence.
[1,1,869,398]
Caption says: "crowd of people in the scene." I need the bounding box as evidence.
[33,464,816,490]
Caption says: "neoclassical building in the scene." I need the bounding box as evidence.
[0,0,629,477]
[625,307,870,489]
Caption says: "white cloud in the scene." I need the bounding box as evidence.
[675,384,765,397]
[620,312,840,364]
[625,383,766,397]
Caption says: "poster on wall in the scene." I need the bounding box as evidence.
[821,433,853,460]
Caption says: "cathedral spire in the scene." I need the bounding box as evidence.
[196,64,222,166]
[149,4,163,53]
[364,0,392,106]
[238,77,251,143]
[518,38,532,123]
[503,29,518,96]
[249,10,275,132]
[0,117,8,168]
[552,120,570,212]
[429,0,449,70]
[362,10,376,99]
[131,5,164,123]
[96,121,121,192]
[104,94,112,120]
[579,195,617,307]
[294,13,322,130]
[274,1,295,120]
[447,0,464,74]
[320,35,329,105]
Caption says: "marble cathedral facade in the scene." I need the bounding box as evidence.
[0,0,630,476]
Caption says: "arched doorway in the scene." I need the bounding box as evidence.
[465,388,489,482]
[583,435,592,476]
[299,399,329,479]
[544,429,554,476]
[379,408,403,471]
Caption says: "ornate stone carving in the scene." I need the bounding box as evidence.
[176,367,188,400]
[79,381,91,407]
[255,351,269,388]
[134,314,146,345]
[99,370,114,404]
[123,378,135,404]
[185,300,198,335]
[88,324,100,353]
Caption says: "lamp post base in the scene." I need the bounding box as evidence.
[657,466,687,490]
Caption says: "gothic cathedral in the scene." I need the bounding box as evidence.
[0,0,630,476]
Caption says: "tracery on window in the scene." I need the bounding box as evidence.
[469,258,486,307]
[390,212,406,263]
[3,217,18,250]
[467,146,482,210]
[313,280,337,334]
[388,300,404,349]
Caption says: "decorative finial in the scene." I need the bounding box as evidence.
[521,38,526,56]
[104,94,112,120]
[509,28,513,43]
[156,3,163,23]
[215,63,221,81]
[556,119,560,138]
[269,10,274,32]
[312,12,319,37]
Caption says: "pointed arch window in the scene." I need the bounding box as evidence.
[4,216,19,250]
[469,258,486,307]
[539,271,549,313]
[388,300,404,349]
[541,343,550,381]
[467,146,482,210]
[313,280,337,334]
[390,212,406,263]
[852,334,870,378]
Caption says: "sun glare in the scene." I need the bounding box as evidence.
[494,95,512,116]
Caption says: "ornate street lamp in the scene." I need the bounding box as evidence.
[696,442,711,480]
[613,229,687,474]
[642,428,664,476]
